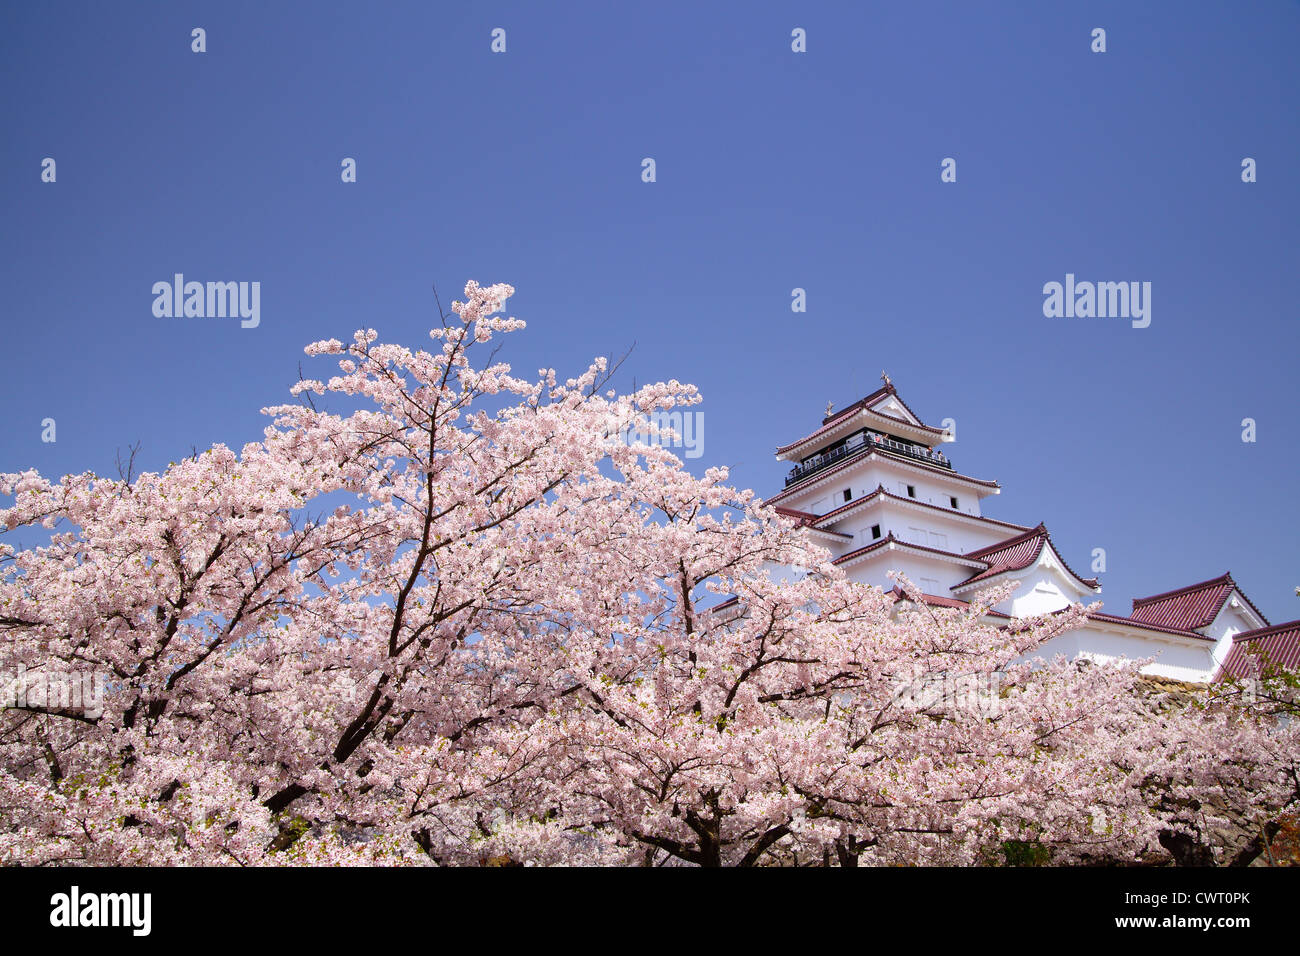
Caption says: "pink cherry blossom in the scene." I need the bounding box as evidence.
[1,281,1294,866]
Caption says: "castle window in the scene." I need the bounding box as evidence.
[907,485,916,498]
[950,496,959,509]
[842,489,852,503]
[871,524,881,539]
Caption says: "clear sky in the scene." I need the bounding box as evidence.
[2,1,1297,622]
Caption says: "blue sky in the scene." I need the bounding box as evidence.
[2,1,1297,622]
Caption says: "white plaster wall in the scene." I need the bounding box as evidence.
[840,551,972,595]
[827,502,1010,556]
[1203,603,1258,672]
[1035,624,1218,683]
[997,568,1075,616]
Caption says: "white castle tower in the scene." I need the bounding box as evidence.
[758,378,1291,684]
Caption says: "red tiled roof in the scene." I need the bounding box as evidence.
[772,505,853,540]
[1217,620,1300,679]
[821,385,892,427]
[1084,611,1209,641]
[1130,573,1268,632]
[805,486,886,524]
[955,525,1046,586]
[772,506,820,526]
[775,385,947,456]
[884,586,971,610]
[888,596,1211,638]
[870,390,938,432]
[829,534,897,566]
[886,585,1204,641]
[832,532,986,569]
[885,587,1015,619]
[832,386,941,433]
[954,524,1099,591]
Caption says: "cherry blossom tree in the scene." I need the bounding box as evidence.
[1,280,1294,866]
[1133,667,1300,867]
[462,575,1177,867]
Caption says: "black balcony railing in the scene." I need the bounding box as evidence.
[784,432,953,486]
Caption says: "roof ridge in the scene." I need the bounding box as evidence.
[955,523,1099,592]
[1131,572,1234,608]
[878,388,932,431]
[1127,572,1270,631]
[811,486,1033,534]
[967,522,1048,558]
[772,505,819,521]
[1232,618,1300,642]
[1086,611,1209,640]
[832,532,988,569]
[821,385,893,425]
[777,384,948,457]
[1041,533,1101,590]
[806,486,886,524]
